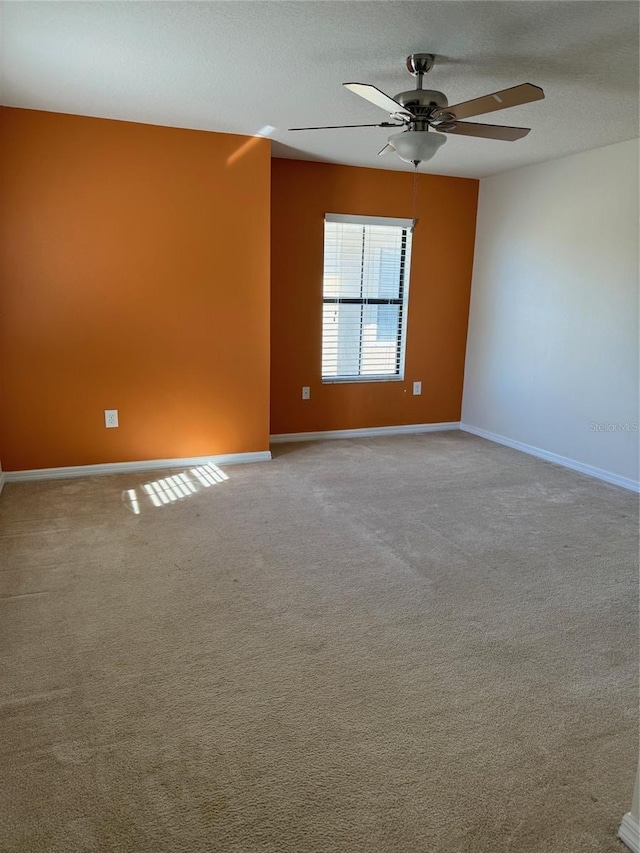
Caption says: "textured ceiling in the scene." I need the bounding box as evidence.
[1,1,638,178]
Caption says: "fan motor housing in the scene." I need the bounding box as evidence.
[393,89,448,114]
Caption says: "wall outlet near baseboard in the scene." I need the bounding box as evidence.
[105,409,119,428]
[302,386,310,400]
[413,381,422,396]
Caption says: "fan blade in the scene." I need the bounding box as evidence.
[289,122,401,131]
[440,122,531,141]
[436,121,531,142]
[435,83,544,121]
[344,83,416,118]
[377,143,394,156]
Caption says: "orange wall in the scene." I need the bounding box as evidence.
[0,108,271,471]
[270,159,478,435]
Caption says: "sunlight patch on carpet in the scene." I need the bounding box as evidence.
[123,465,229,513]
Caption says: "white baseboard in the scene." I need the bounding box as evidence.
[619,812,640,853]
[270,422,460,444]
[0,471,5,496]
[4,451,271,483]
[460,423,640,493]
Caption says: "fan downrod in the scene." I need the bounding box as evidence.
[406,53,435,88]
[394,53,447,114]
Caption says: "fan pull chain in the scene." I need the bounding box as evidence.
[411,163,419,232]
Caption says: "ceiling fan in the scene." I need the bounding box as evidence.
[289,53,545,166]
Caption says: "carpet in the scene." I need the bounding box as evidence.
[0,432,637,852]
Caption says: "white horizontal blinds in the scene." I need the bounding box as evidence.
[322,216,412,381]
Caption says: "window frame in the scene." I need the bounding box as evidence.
[321,213,414,385]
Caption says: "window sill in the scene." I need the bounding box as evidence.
[322,376,405,385]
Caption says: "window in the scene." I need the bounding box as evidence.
[322,214,413,382]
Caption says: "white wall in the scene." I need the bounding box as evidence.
[462,138,639,488]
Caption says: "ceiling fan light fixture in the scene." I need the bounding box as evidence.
[389,129,446,165]
[289,54,544,165]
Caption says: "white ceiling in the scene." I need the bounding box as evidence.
[1,1,638,178]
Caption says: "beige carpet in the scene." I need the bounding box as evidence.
[0,432,637,852]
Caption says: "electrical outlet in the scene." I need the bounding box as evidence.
[412,381,422,396]
[302,386,311,400]
[105,409,119,428]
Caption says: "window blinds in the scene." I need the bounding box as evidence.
[322,214,413,382]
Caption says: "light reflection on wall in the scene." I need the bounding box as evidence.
[226,126,275,166]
